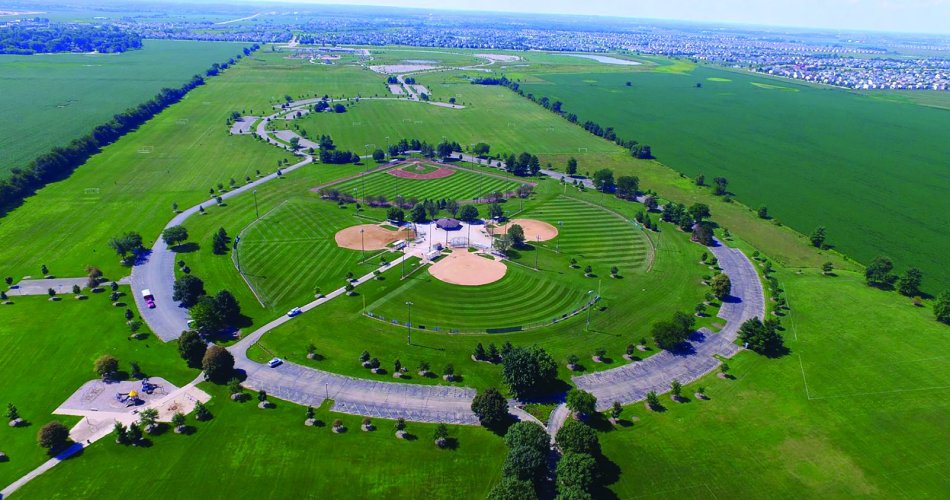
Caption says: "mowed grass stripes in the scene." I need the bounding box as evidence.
[525,196,651,274]
[333,168,522,201]
[238,200,365,308]
[367,264,588,331]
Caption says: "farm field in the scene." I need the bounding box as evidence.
[0,294,197,487]
[0,39,248,177]
[15,384,506,499]
[599,269,950,498]
[290,84,618,155]
[521,66,950,290]
[332,165,523,201]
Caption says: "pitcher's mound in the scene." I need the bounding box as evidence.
[335,224,412,250]
[429,251,507,286]
[493,219,558,242]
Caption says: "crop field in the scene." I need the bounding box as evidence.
[237,199,370,308]
[599,269,950,498]
[367,262,591,331]
[524,195,652,274]
[0,293,197,487]
[332,166,523,201]
[521,66,950,290]
[0,40,248,176]
[291,83,618,155]
[15,384,506,499]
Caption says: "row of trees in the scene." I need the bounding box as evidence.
[0,45,261,213]
[863,257,949,324]
[0,23,142,54]
[171,274,242,336]
[318,149,359,164]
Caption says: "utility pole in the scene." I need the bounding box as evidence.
[360,228,365,261]
[535,235,540,269]
[585,290,594,331]
[405,301,413,345]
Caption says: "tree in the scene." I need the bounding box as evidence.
[688,203,710,221]
[162,225,189,247]
[38,421,70,451]
[410,203,427,223]
[458,204,479,222]
[810,226,827,248]
[488,203,504,220]
[190,295,224,334]
[488,477,538,500]
[738,317,784,354]
[670,380,682,400]
[645,391,661,410]
[194,400,212,420]
[108,232,144,263]
[113,421,128,444]
[712,177,728,196]
[566,157,578,176]
[615,175,639,200]
[171,412,186,431]
[898,268,923,297]
[502,346,558,398]
[507,224,525,247]
[610,401,622,421]
[213,289,242,324]
[127,422,143,444]
[372,148,385,161]
[178,330,207,368]
[473,142,491,156]
[434,423,449,447]
[386,207,405,224]
[94,355,119,379]
[557,452,597,493]
[6,403,19,422]
[710,273,732,300]
[505,421,549,452]
[692,222,714,246]
[934,291,950,324]
[865,256,896,288]
[591,169,614,191]
[471,387,509,429]
[503,444,547,481]
[139,408,158,431]
[694,173,705,186]
[651,312,695,351]
[202,345,234,383]
[172,275,205,307]
[822,261,834,275]
[566,389,597,418]
[211,227,229,254]
[556,419,599,455]
[757,206,769,219]
[72,284,81,295]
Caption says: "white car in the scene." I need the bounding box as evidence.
[286,307,302,317]
[267,358,283,368]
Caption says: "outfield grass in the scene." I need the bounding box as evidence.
[0,293,197,487]
[522,66,950,290]
[332,166,523,201]
[14,384,506,499]
[0,40,248,177]
[599,269,950,497]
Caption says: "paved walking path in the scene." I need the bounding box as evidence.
[7,276,130,296]
[572,240,765,410]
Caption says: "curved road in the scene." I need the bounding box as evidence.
[134,92,764,426]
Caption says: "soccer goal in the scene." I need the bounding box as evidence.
[176,118,189,125]
[137,146,154,154]
[83,188,100,195]
[577,147,588,153]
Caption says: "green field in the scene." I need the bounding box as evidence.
[522,66,950,290]
[599,269,950,498]
[14,384,506,499]
[292,84,618,155]
[0,293,197,487]
[0,39,249,177]
[333,166,523,201]
[237,199,369,308]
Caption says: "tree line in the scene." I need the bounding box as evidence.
[0,23,142,54]
[471,74,654,160]
[0,44,262,215]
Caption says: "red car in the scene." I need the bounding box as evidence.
[142,289,156,308]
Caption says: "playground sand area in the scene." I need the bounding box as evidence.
[492,219,559,242]
[429,250,507,286]
[55,377,179,415]
[335,224,414,250]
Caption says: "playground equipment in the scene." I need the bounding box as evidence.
[115,390,141,407]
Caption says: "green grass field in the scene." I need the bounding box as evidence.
[599,269,950,498]
[14,384,506,499]
[292,83,618,155]
[0,40,249,177]
[521,66,950,290]
[333,166,523,201]
[0,293,197,487]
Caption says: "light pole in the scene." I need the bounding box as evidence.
[253,189,259,219]
[585,290,594,331]
[325,382,328,400]
[556,220,563,253]
[405,301,413,345]
[360,228,365,261]
[234,236,241,273]
[535,235,540,269]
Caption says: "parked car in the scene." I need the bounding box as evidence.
[287,307,301,317]
[142,289,156,308]
[267,358,283,368]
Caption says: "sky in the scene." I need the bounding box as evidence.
[251,0,950,34]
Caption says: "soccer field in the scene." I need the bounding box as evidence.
[333,166,523,201]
